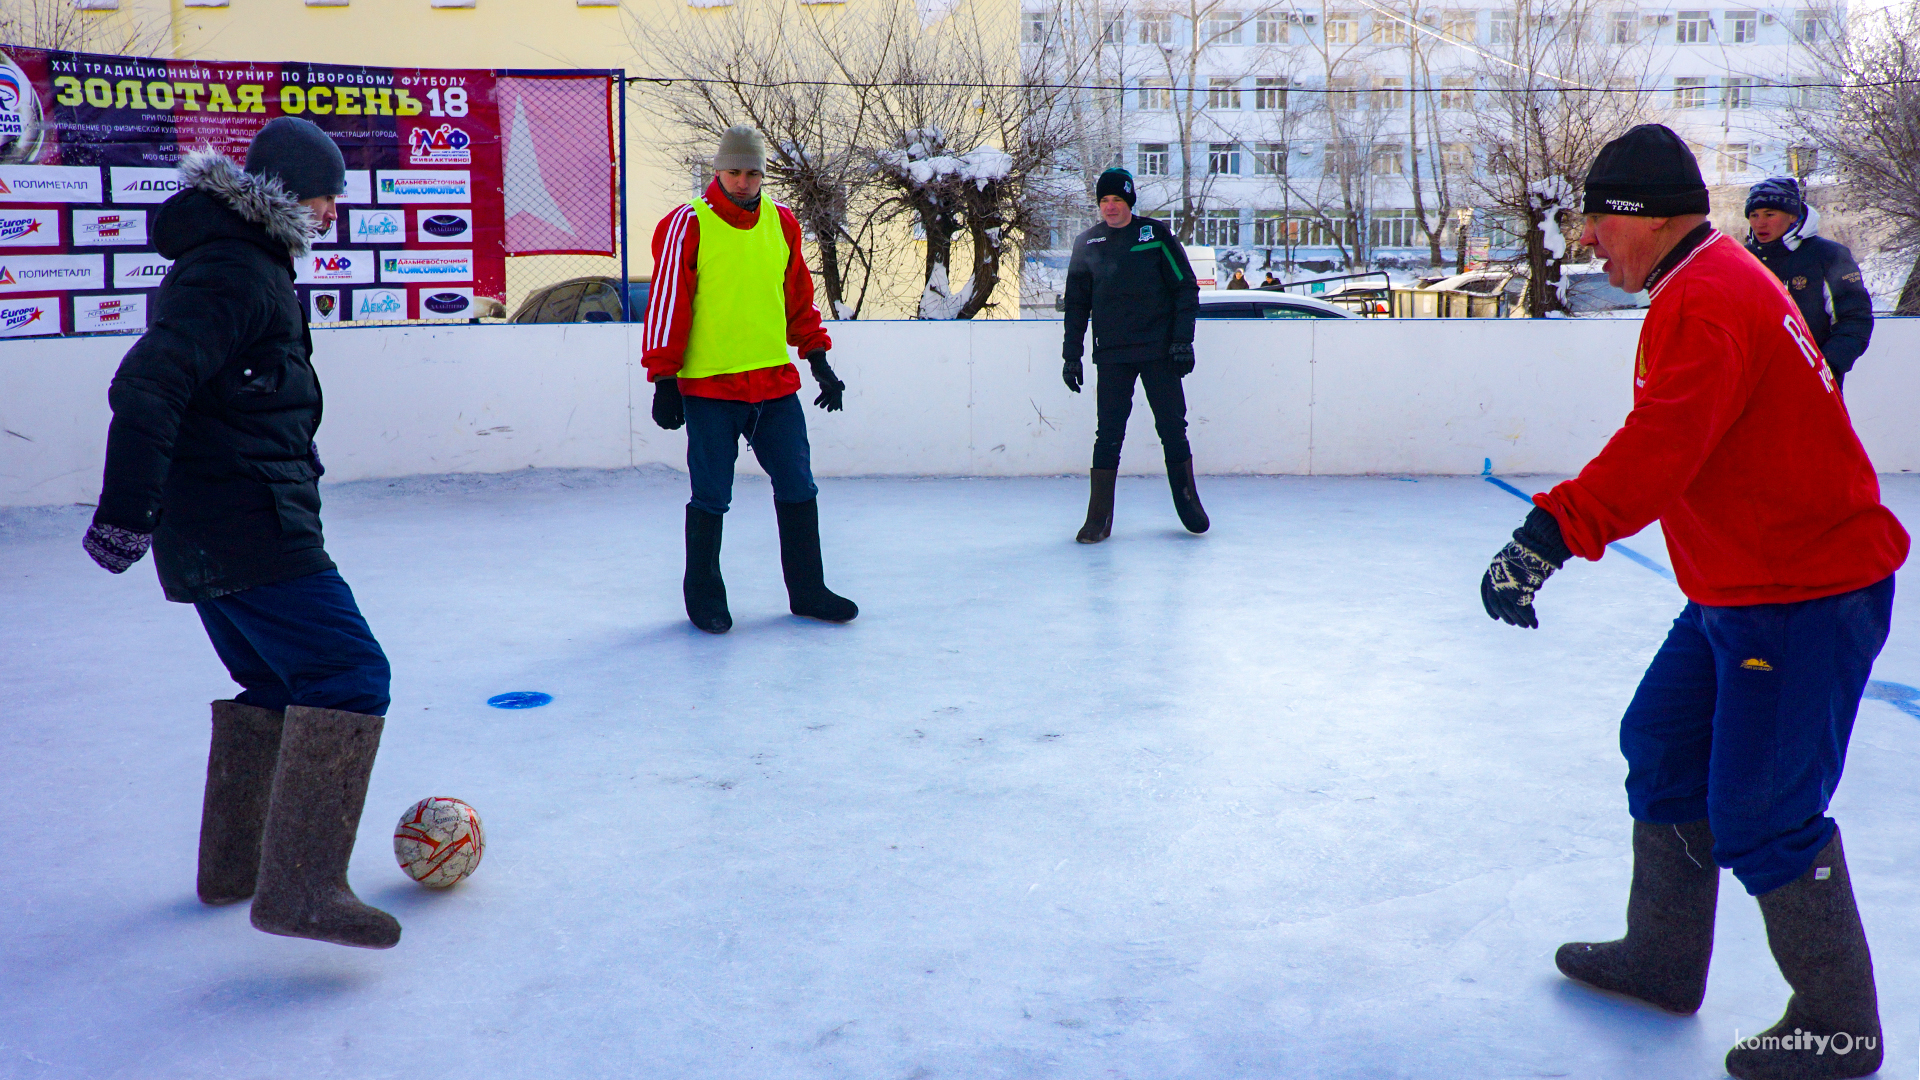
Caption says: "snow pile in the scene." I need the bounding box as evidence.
[878,130,1014,193]
[918,262,976,320]
[1528,175,1579,307]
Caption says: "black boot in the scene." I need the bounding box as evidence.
[683,505,732,634]
[1556,818,1719,1013]
[1167,458,1209,534]
[1726,830,1883,1080]
[1077,468,1116,543]
[197,700,285,904]
[775,498,857,623]
[250,706,401,949]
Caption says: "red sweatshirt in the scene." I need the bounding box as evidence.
[641,179,833,401]
[1536,228,1907,606]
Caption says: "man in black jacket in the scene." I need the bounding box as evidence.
[1061,168,1206,543]
[1745,177,1874,388]
[83,118,399,950]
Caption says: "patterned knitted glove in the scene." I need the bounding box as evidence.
[1062,357,1084,393]
[1481,507,1571,629]
[651,378,684,431]
[1168,341,1195,377]
[807,350,845,412]
[84,522,152,574]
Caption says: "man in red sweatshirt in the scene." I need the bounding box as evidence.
[1480,125,1905,1080]
[643,125,855,634]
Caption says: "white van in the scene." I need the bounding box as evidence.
[1184,245,1217,289]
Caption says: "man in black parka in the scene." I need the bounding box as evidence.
[1744,177,1874,389]
[1061,168,1206,543]
[84,118,399,949]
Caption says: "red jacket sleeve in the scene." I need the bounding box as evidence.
[1536,287,1756,561]
[641,205,698,382]
[778,205,832,356]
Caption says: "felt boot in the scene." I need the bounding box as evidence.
[1556,818,1719,1013]
[249,706,400,949]
[683,505,732,634]
[1077,468,1116,543]
[776,498,857,623]
[1168,458,1210,534]
[196,700,285,904]
[1726,830,1883,1080]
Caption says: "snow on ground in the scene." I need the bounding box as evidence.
[4,471,1918,1080]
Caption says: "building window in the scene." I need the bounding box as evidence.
[1673,77,1707,109]
[1195,210,1242,247]
[1793,9,1826,40]
[1440,10,1476,41]
[1255,77,1289,109]
[1325,10,1359,44]
[1139,13,1173,44]
[1721,77,1753,108]
[1610,8,1637,42]
[1790,78,1821,108]
[1139,80,1172,111]
[1101,16,1123,43]
[1440,142,1473,174]
[1787,145,1818,177]
[1253,213,1293,246]
[1728,9,1757,41]
[1488,12,1515,43]
[1372,10,1409,43]
[1205,10,1244,43]
[1022,10,1047,43]
[1208,78,1243,109]
[1717,143,1751,174]
[1439,77,1472,109]
[1256,12,1288,42]
[1329,76,1361,111]
[1253,141,1287,175]
[1370,144,1405,176]
[1138,143,1171,176]
[1370,208,1421,248]
[1675,10,1710,42]
[1374,76,1406,110]
[1209,142,1242,175]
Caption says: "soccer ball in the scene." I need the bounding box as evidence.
[393,797,485,888]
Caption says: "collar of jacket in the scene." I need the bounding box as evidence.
[177,149,316,259]
[1642,221,1716,293]
[703,178,763,230]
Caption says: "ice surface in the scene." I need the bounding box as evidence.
[3,471,1917,1080]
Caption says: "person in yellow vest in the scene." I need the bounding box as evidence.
[641,126,855,634]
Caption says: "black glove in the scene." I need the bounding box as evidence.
[1063,357,1084,393]
[807,350,845,412]
[84,521,151,574]
[1168,341,1195,377]
[1481,507,1572,629]
[651,378,684,430]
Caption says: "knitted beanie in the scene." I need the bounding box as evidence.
[244,117,346,200]
[713,125,767,173]
[1745,176,1805,220]
[1582,124,1709,217]
[1096,167,1136,207]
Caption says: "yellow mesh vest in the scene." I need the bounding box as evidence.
[679,197,792,380]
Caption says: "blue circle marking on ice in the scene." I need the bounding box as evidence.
[1864,681,1920,720]
[487,691,553,710]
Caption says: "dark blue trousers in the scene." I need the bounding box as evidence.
[683,392,818,515]
[1621,575,1893,895]
[1093,359,1190,471]
[194,569,392,716]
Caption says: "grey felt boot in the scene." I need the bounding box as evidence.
[1556,818,1719,1013]
[1167,458,1209,534]
[197,700,285,905]
[1726,830,1883,1080]
[1077,468,1116,543]
[250,706,401,949]
[684,505,732,634]
[775,498,857,623]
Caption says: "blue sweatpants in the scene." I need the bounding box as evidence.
[194,568,392,716]
[683,392,818,515]
[1621,575,1893,895]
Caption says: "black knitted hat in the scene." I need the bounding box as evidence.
[1582,124,1709,217]
[245,117,346,201]
[1745,176,1805,219]
[1096,167,1136,207]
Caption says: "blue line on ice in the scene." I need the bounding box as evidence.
[1481,458,1676,580]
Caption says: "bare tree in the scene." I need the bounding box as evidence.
[0,0,166,55]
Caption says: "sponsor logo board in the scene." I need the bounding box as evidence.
[0,294,58,337]
[73,209,148,247]
[353,288,407,321]
[0,164,102,203]
[374,170,470,205]
[418,287,475,319]
[416,209,473,243]
[0,208,59,247]
[348,209,404,245]
[75,293,148,334]
[341,170,373,205]
[110,166,189,204]
[380,249,471,283]
[0,253,104,292]
[295,250,376,286]
[112,252,174,288]
[408,124,472,166]
[310,289,341,324]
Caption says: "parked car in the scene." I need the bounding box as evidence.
[1196,291,1362,320]
[509,277,650,324]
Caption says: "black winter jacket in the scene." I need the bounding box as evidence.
[1746,228,1874,377]
[94,151,332,603]
[1062,215,1200,365]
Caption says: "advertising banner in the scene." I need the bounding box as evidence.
[0,44,615,333]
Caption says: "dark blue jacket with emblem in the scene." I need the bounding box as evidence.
[1062,215,1200,365]
[1744,206,1874,378]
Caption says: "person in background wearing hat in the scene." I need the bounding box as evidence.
[643,125,854,633]
[1746,176,1874,390]
[1479,124,1904,1080]
[83,117,401,949]
[1061,167,1206,543]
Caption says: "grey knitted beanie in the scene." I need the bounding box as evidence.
[713,125,767,173]
[245,117,346,200]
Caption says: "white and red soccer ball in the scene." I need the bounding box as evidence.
[393,797,485,888]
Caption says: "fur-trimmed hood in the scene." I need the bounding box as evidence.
[154,149,316,261]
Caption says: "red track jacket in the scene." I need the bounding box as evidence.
[1536,228,1907,606]
[641,179,832,401]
